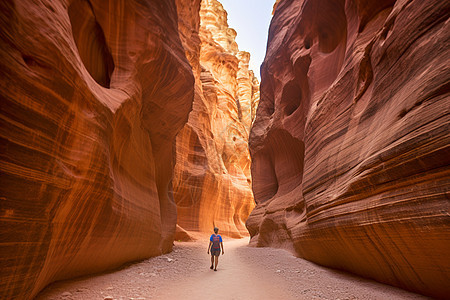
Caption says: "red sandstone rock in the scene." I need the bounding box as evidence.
[248,0,450,298]
[174,225,196,242]
[0,0,193,298]
[173,0,257,237]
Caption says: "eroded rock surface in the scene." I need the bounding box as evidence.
[173,0,258,237]
[247,0,450,298]
[0,0,193,298]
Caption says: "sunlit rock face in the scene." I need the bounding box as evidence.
[0,0,193,298]
[173,0,258,237]
[247,0,450,298]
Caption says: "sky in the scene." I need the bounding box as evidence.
[219,0,275,80]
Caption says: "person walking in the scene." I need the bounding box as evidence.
[207,227,224,271]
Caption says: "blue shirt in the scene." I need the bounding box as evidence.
[210,234,222,250]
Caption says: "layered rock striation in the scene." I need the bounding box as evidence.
[248,0,450,298]
[0,0,194,298]
[173,0,258,237]
[0,0,259,297]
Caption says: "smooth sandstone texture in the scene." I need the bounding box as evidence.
[247,0,450,298]
[0,0,194,299]
[173,0,258,237]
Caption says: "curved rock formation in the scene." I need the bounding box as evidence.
[248,0,450,298]
[173,0,258,237]
[0,0,193,298]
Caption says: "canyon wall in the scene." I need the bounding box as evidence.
[0,0,194,298]
[174,0,258,237]
[248,0,450,298]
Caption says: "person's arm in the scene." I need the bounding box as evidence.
[207,241,212,254]
[221,242,224,255]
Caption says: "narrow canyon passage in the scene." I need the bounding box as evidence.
[36,236,428,300]
[1,0,448,299]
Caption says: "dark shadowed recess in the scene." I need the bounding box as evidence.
[68,0,114,88]
[251,129,305,204]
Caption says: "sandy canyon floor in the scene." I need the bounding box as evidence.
[36,235,430,300]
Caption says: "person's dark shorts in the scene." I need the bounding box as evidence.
[211,249,220,257]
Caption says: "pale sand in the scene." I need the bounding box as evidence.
[36,235,430,300]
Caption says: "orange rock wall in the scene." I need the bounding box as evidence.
[0,0,194,298]
[173,0,258,237]
[247,0,450,298]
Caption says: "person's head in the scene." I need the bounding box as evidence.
[214,227,219,234]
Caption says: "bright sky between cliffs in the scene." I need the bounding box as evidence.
[219,0,274,80]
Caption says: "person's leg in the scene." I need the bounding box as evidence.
[214,255,219,271]
[210,254,214,269]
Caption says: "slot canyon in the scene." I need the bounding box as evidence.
[0,0,448,299]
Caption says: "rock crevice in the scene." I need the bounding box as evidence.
[174,0,259,238]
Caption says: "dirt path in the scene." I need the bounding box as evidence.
[155,238,294,300]
[36,236,430,300]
